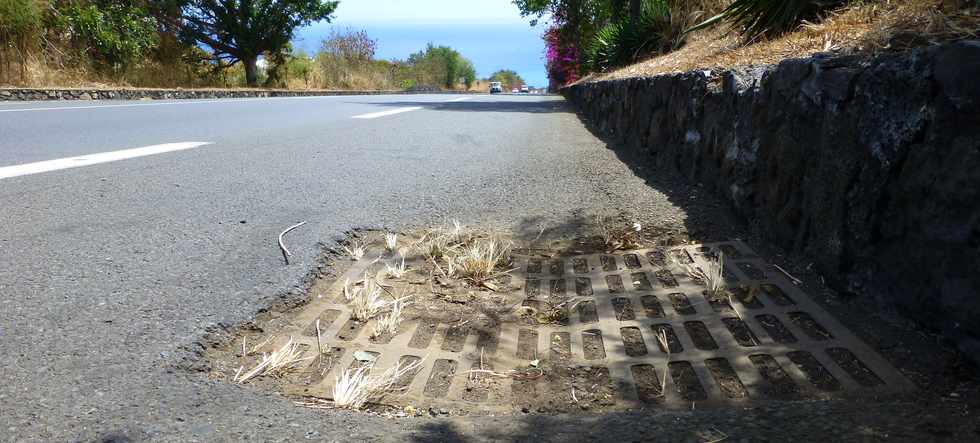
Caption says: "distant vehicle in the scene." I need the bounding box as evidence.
[489,82,503,94]
[520,86,530,93]
[512,88,519,93]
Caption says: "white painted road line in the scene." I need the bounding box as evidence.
[351,106,423,119]
[447,97,472,102]
[0,142,212,180]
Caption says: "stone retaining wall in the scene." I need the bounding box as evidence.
[565,41,980,360]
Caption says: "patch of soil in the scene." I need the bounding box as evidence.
[668,293,696,316]
[749,354,801,399]
[630,272,652,291]
[786,351,841,392]
[668,361,707,401]
[760,283,795,306]
[424,359,458,398]
[516,329,539,361]
[641,294,665,318]
[605,275,625,293]
[611,297,636,321]
[655,270,679,288]
[722,317,760,347]
[826,348,883,387]
[705,358,748,399]
[630,364,665,403]
[755,314,797,344]
[684,321,719,351]
[582,330,606,360]
[620,327,648,357]
[577,300,599,324]
[575,277,594,296]
[788,311,834,341]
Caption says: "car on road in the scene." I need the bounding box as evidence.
[489,82,502,94]
[520,86,530,93]
[512,88,519,93]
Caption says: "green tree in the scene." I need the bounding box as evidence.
[170,0,339,87]
[407,44,475,89]
[489,69,525,90]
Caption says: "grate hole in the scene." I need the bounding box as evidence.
[462,361,493,402]
[572,257,589,274]
[706,291,735,314]
[827,348,883,387]
[303,309,342,337]
[605,275,625,293]
[669,249,694,264]
[549,260,564,276]
[582,329,606,360]
[620,327,648,356]
[575,277,594,296]
[761,283,795,306]
[335,318,366,342]
[646,249,667,267]
[296,347,344,387]
[651,323,684,353]
[631,364,664,403]
[640,294,664,318]
[705,358,748,398]
[722,317,760,347]
[788,312,833,341]
[612,297,636,321]
[731,285,764,309]
[475,326,499,355]
[525,279,540,298]
[787,351,841,391]
[655,270,679,288]
[550,332,571,361]
[549,279,567,299]
[719,244,742,259]
[527,260,542,274]
[684,321,719,350]
[516,329,538,360]
[755,314,797,344]
[601,255,618,271]
[669,361,708,401]
[393,355,423,389]
[624,254,642,269]
[423,359,457,398]
[578,300,599,324]
[442,325,470,352]
[408,320,438,349]
[749,354,800,399]
[737,262,766,280]
[669,293,697,315]
[631,272,652,291]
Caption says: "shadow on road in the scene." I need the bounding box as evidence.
[351,98,572,114]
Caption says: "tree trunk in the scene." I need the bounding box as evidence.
[629,0,641,26]
[244,55,259,87]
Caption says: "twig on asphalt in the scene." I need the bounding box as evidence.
[773,264,803,285]
[278,221,308,265]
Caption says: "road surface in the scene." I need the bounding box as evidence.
[0,94,687,441]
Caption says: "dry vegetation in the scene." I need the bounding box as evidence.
[593,0,979,81]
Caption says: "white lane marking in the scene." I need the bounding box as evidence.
[351,106,423,119]
[0,142,212,180]
[447,97,472,102]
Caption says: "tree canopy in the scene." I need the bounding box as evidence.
[171,0,339,86]
[489,69,525,90]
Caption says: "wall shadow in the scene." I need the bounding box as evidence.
[352,98,572,115]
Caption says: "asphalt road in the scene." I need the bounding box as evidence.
[0,93,689,441]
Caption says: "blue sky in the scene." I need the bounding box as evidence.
[295,0,550,87]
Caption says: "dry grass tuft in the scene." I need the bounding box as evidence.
[342,240,366,261]
[592,0,979,81]
[330,357,425,410]
[371,297,407,338]
[235,337,312,383]
[414,220,515,287]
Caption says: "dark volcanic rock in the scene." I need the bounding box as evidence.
[564,41,980,362]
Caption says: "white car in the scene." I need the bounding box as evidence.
[520,86,530,93]
[489,82,502,94]
[512,88,519,93]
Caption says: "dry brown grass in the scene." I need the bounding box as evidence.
[592,0,979,81]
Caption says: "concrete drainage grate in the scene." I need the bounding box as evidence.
[265,241,912,413]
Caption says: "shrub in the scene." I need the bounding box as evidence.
[0,0,42,80]
[688,0,847,41]
[51,1,159,74]
[584,0,673,71]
